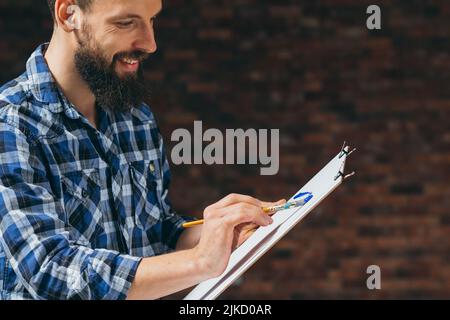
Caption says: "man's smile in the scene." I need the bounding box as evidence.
[117,57,140,73]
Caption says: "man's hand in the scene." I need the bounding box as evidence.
[232,199,286,249]
[192,194,286,278]
[127,194,285,299]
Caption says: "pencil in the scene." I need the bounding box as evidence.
[182,193,313,228]
[182,220,205,228]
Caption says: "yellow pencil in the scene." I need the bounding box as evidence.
[182,195,313,228]
[182,220,205,228]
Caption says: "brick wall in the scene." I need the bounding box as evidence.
[0,0,449,299]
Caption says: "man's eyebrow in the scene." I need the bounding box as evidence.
[112,8,162,21]
[113,14,142,20]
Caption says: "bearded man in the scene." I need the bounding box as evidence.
[0,0,282,300]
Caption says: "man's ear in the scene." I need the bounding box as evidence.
[54,0,82,32]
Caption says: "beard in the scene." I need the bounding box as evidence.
[74,26,149,113]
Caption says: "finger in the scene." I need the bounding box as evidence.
[204,195,260,220]
[261,199,287,216]
[240,223,259,232]
[209,193,262,210]
[239,228,257,246]
[223,203,273,227]
[243,226,258,236]
[206,200,263,221]
[260,198,286,208]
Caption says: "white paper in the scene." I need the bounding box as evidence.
[184,147,349,300]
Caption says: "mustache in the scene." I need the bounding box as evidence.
[114,51,150,63]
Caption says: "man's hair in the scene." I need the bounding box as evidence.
[47,0,93,20]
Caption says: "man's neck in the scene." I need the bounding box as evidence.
[44,33,98,129]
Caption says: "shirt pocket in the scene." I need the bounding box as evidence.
[129,158,163,230]
[60,168,104,243]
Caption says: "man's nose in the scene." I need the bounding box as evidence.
[134,24,157,54]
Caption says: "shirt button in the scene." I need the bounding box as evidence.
[149,162,155,173]
[82,189,89,198]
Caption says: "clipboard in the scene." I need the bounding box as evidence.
[184,142,356,300]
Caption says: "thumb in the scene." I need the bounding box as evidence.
[261,199,286,207]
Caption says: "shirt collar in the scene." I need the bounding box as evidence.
[26,43,82,120]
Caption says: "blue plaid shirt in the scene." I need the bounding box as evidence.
[0,44,193,300]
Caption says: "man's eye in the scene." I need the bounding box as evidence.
[116,20,134,28]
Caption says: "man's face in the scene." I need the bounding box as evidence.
[73,0,162,113]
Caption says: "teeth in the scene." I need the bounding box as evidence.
[121,58,138,65]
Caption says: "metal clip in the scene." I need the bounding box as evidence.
[334,169,356,181]
[339,141,357,159]
[335,141,356,181]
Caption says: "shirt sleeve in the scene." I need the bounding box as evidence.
[157,129,197,251]
[0,120,142,300]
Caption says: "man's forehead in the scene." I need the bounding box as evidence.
[89,0,162,18]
